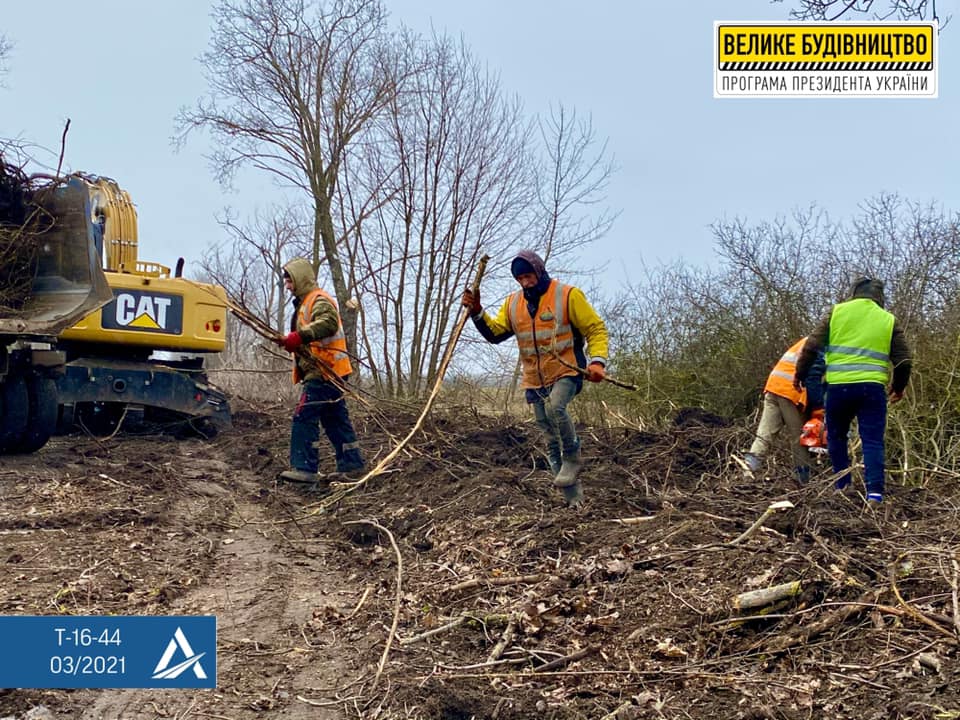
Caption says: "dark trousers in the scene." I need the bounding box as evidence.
[290,379,363,473]
[825,382,887,495]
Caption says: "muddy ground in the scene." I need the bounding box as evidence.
[1,399,959,720]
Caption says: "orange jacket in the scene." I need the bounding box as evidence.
[293,288,352,383]
[763,337,807,409]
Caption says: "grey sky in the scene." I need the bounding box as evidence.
[2,1,957,288]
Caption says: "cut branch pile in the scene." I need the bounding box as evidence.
[277,405,960,718]
[0,156,45,311]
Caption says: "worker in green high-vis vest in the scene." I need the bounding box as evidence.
[793,278,912,506]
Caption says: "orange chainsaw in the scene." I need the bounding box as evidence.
[800,409,828,455]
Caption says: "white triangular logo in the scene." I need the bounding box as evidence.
[152,626,208,679]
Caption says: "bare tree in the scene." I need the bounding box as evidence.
[176,0,405,360]
[534,105,619,267]
[200,204,311,363]
[181,6,617,397]
[779,0,948,23]
[341,31,534,397]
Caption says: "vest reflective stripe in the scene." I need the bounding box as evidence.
[824,344,889,362]
[824,298,894,386]
[292,288,352,383]
[763,337,806,408]
[508,280,578,389]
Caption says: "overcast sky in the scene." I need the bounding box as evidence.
[2,1,957,289]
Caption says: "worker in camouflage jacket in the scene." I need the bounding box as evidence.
[276,257,364,487]
[462,250,608,508]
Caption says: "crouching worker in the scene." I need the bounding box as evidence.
[462,250,608,508]
[277,257,364,487]
[743,337,825,484]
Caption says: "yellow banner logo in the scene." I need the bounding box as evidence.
[714,21,938,98]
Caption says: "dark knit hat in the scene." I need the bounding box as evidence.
[511,256,537,278]
[850,276,885,307]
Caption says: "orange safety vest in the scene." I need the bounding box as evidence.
[292,288,352,383]
[508,279,578,389]
[763,337,807,409]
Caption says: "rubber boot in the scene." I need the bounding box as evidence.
[337,456,366,476]
[554,450,582,488]
[279,469,318,484]
[548,452,562,477]
[795,466,810,484]
[561,480,584,508]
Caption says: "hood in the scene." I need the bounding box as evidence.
[283,257,318,299]
[511,250,552,302]
[849,276,885,307]
[511,250,548,281]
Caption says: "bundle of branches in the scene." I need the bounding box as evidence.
[0,155,46,312]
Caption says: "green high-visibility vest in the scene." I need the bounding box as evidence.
[825,298,894,385]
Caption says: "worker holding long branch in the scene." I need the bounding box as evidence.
[462,250,608,508]
[276,257,365,489]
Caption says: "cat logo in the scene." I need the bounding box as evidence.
[151,626,208,680]
[101,290,184,335]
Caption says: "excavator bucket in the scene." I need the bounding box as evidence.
[0,177,112,337]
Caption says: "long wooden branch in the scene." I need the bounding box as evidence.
[761,589,880,654]
[444,573,556,595]
[399,613,512,647]
[891,556,960,644]
[733,581,802,611]
[727,500,794,546]
[487,615,518,664]
[398,616,466,646]
[550,349,638,391]
[532,644,600,673]
[309,255,490,507]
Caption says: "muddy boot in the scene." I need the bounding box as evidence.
[337,443,364,473]
[561,480,584,508]
[329,466,366,482]
[548,453,562,477]
[279,469,318,485]
[553,450,582,488]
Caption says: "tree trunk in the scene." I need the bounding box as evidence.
[314,199,359,365]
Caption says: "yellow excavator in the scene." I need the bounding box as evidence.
[56,176,230,434]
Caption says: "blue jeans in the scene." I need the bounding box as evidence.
[825,382,887,495]
[529,377,581,472]
[290,379,363,473]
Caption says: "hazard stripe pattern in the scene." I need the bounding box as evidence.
[720,61,932,71]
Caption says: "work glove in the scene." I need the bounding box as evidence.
[792,377,804,392]
[810,407,825,420]
[585,361,606,383]
[461,289,482,316]
[279,331,303,352]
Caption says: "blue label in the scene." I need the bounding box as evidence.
[0,616,216,689]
